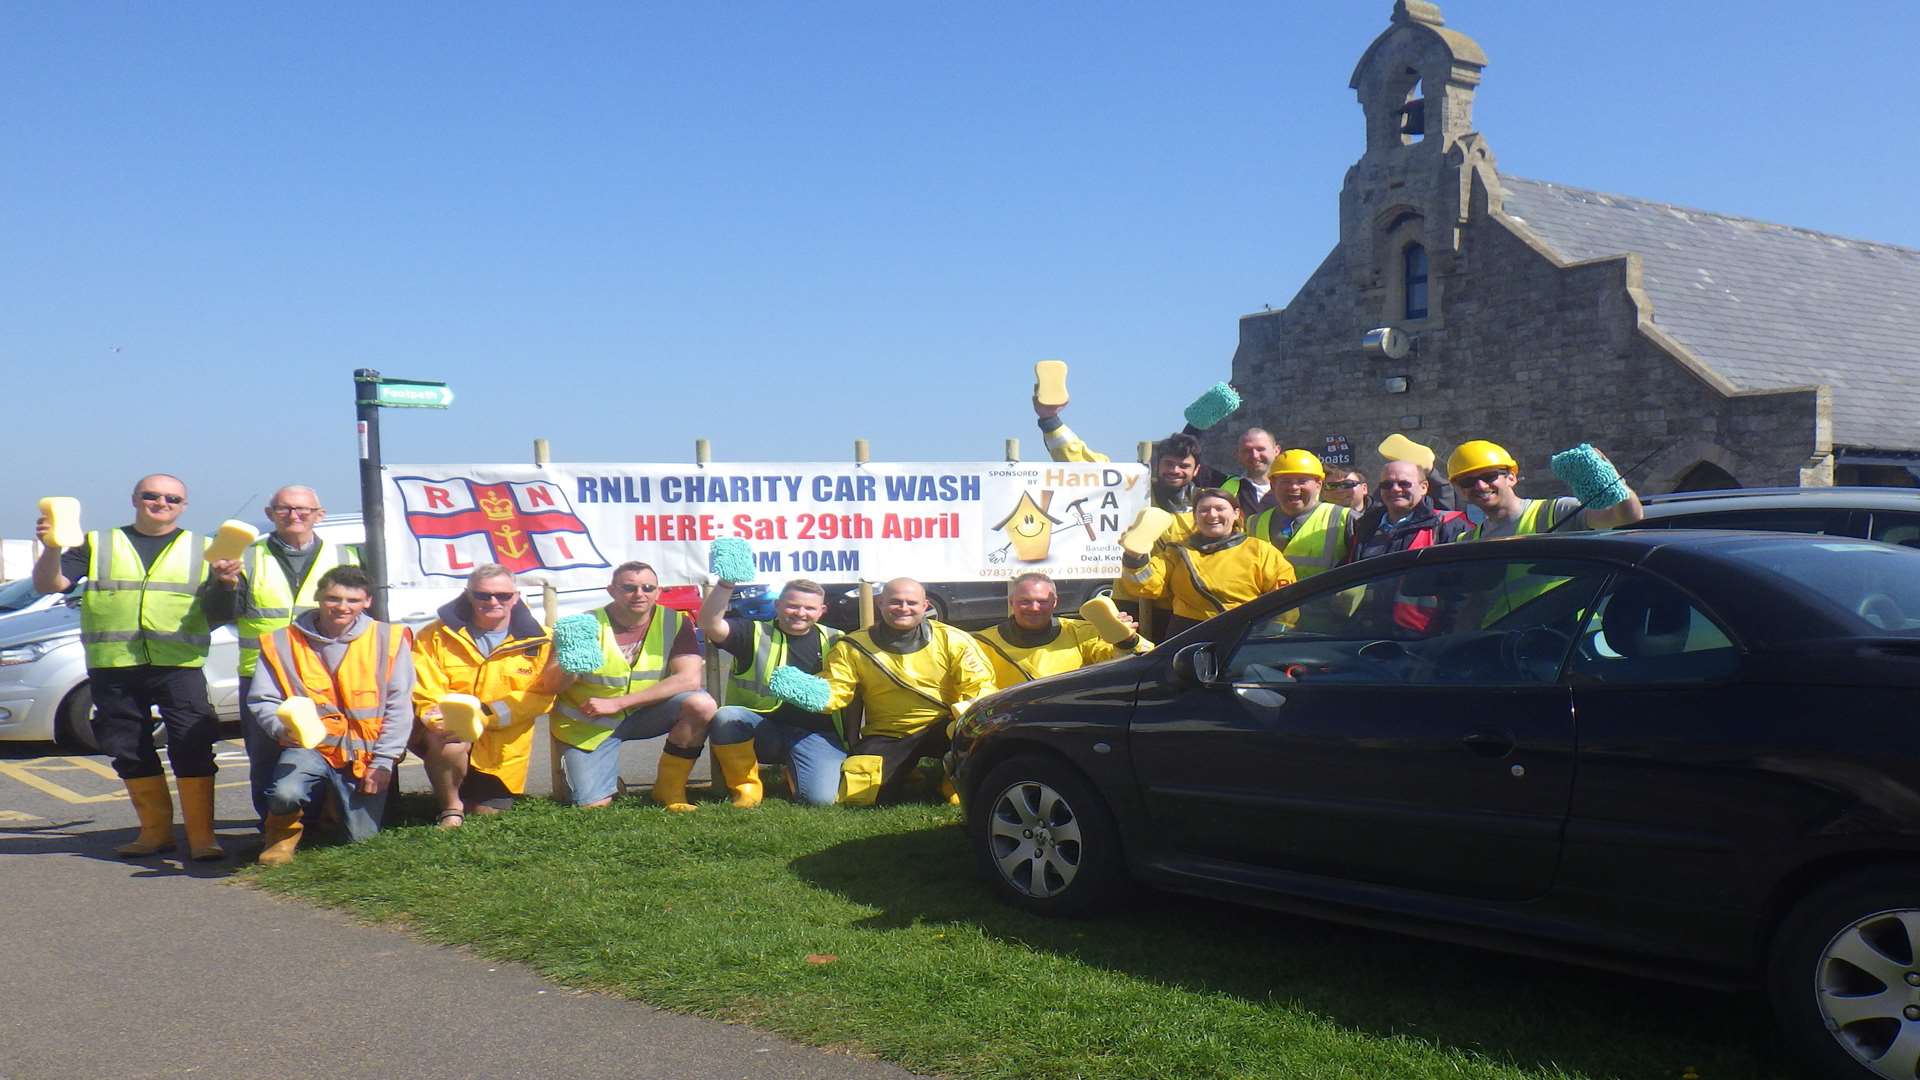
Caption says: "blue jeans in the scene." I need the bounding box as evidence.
[264,748,388,842]
[559,691,703,807]
[709,705,846,806]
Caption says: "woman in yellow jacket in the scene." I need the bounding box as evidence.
[1116,488,1295,636]
[410,565,559,827]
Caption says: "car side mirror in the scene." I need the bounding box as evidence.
[1170,642,1224,690]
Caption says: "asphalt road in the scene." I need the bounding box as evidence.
[0,736,922,1080]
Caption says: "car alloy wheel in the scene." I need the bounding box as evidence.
[989,779,1084,899]
[1771,869,1920,1080]
[971,755,1123,915]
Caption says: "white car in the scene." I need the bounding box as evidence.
[0,577,77,621]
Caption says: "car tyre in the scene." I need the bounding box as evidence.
[54,684,97,752]
[1768,866,1920,1080]
[971,754,1124,916]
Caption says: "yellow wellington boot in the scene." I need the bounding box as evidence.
[258,810,304,867]
[940,776,961,807]
[117,775,177,857]
[651,752,699,813]
[710,741,764,809]
[177,776,226,861]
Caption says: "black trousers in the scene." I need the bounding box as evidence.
[848,721,952,805]
[90,665,218,780]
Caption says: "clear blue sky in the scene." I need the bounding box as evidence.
[6,0,1916,532]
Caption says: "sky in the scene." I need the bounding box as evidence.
[5,0,1918,538]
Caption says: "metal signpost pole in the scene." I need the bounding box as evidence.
[354,369,390,621]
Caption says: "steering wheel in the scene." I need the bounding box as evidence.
[1858,592,1905,629]
[1501,626,1573,678]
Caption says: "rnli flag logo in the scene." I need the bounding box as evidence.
[394,477,611,578]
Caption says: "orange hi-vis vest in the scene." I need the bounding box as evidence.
[259,620,409,778]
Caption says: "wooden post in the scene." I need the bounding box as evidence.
[695,438,727,795]
[854,438,874,630]
[536,437,573,805]
[1004,437,1019,462]
[1137,440,1153,465]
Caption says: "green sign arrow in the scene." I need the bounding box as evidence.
[372,381,454,409]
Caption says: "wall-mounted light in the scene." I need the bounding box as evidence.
[1361,327,1414,359]
[1383,376,1410,394]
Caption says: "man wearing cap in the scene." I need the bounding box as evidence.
[1447,440,1645,539]
[1245,450,1357,582]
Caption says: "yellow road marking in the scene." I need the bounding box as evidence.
[0,809,42,823]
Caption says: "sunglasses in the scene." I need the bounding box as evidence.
[1456,472,1511,489]
[615,583,659,595]
[469,591,516,603]
[138,491,186,505]
[1379,479,1418,490]
[1324,480,1364,491]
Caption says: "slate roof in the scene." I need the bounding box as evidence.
[1498,177,1920,452]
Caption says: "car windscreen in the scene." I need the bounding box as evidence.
[1715,538,1920,636]
[0,578,40,612]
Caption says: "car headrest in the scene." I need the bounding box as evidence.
[1605,581,1691,658]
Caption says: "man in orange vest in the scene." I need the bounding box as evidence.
[245,565,414,865]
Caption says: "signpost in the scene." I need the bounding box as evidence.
[355,369,452,620]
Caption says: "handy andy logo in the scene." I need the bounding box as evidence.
[393,476,611,578]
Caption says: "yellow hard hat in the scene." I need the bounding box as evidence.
[1447,439,1519,482]
[1269,448,1326,480]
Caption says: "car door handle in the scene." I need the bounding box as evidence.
[1233,685,1288,710]
[1461,731,1514,757]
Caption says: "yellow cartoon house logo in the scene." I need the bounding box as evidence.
[992,490,1063,562]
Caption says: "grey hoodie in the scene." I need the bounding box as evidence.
[245,610,415,771]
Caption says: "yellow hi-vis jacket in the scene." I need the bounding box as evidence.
[1248,501,1352,580]
[1118,533,1295,624]
[79,528,212,669]
[411,602,555,794]
[235,537,359,677]
[820,622,996,740]
[551,606,686,751]
[972,619,1152,690]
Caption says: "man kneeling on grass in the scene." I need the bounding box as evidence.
[247,566,414,865]
[792,578,995,806]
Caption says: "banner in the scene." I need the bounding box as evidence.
[382,461,1149,590]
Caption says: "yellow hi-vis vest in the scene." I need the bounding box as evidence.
[1464,499,1568,624]
[235,537,360,677]
[79,529,211,670]
[551,606,685,751]
[1250,502,1351,579]
[727,621,842,714]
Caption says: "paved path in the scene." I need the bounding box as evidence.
[0,740,922,1080]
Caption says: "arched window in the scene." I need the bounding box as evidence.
[1403,243,1429,320]
[1672,461,1740,493]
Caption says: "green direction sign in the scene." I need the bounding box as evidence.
[372,380,454,409]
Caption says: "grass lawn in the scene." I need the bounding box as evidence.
[253,792,1793,1080]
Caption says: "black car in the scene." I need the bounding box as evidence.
[946,530,1920,1080]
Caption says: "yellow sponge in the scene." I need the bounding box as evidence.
[1080,596,1135,645]
[437,694,486,743]
[204,519,260,563]
[37,497,83,550]
[276,696,326,750]
[1120,508,1174,556]
[1033,360,1070,407]
[1377,433,1435,474]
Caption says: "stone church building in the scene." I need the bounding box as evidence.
[1229,1,1920,491]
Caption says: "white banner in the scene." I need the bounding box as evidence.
[381,461,1149,590]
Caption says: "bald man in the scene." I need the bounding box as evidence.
[35,474,227,860]
[816,578,996,805]
[205,484,360,826]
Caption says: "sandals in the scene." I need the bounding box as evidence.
[435,809,466,830]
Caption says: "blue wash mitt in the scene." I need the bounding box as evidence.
[709,537,757,585]
[1551,444,1627,510]
[553,613,606,674]
[1183,382,1242,431]
[768,666,832,713]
